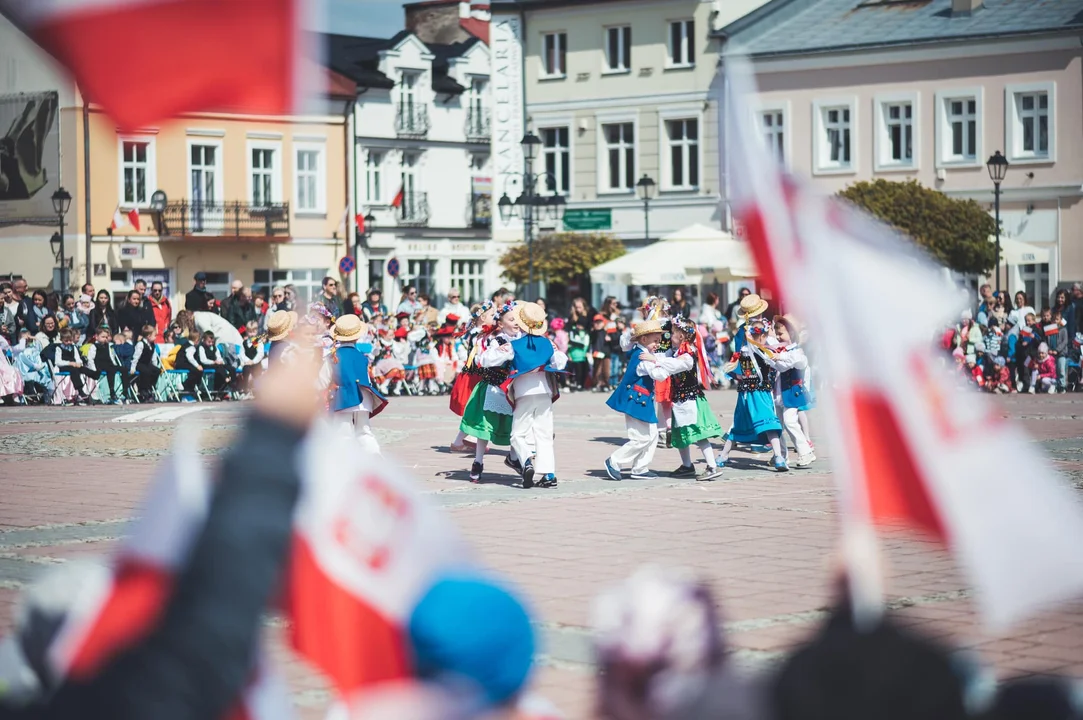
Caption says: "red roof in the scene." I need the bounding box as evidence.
[459,16,489,44]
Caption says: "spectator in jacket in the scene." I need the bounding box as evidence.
[270,286,291,313]
[117,290,154,334]
[0,285,15,344]
[439,290,470,326]
[132,279,154,312]
[21,291,51,335]
[148,281,172,342]
[360,288,386,322]
[86,290,118,335]
[318,276,343,317]
[1050,309,1071,392]
[184,272,215,313]
[9,278,30,331]
[222,281,256,330]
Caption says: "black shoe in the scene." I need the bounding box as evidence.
[538,473,557,488]
[522,459,535,489]
[469,462,483,483]
[504,455,523,475]
[665,430,672,448]
[670,464,696,479]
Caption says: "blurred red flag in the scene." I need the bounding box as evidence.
[2,0,310,129]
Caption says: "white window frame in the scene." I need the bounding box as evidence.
[253,268,326,305]
[935,87,983,169]
[666,19,695,69]
[603,25,631,75]
[449,259,487,305]
[1005,81,1055,164]
[873,91,919,173]
[753,100,790,168]
[186,136,224,207]
[293,142,326,215]
[811,97,857,176]
[596,112,638,194]
[657,106,703,191]
[117,135,157,209]
[539,124,572,195]
[363,149,384,205]
[541,31,567,79]
[246,140,283,207]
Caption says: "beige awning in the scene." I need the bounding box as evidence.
[992,235,1051,265]
[590,223,756,286]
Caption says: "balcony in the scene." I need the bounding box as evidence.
[395,103,429,138]
[396,192,430,227]
[155,201,290,240]
[465,107,490,142]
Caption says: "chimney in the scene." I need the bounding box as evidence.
[952,0,982,15]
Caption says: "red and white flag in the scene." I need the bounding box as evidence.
[1,0,318,130]
[1043,323,1060,337]
[110,206,125,231]
[354,213,366,236]
[127,208,141,232]
[391,186,405,208]
[722,55,1083,630]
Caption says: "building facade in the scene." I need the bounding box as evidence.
[0,11,356,311]
[716,0,1083,305]
[332,28,497,311]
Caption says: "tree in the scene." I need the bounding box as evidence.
[499,232,626,286]
[837,179,997,275]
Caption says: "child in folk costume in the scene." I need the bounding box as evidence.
[449,302,495,453]
[239,320,265,392]
[667,316,724,481]
[129,324,162,401]
[768,315,815,468]
[433,325,460,388]
[484,302,568,489]
[460,301,519,483]
[718,294,789,472]
[603,318,676,481]
[328,314,388,454]
[413,325,440,394]
[266,310,298,364]
[373,329,409,395]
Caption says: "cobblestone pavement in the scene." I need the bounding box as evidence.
[2,390,1083,718]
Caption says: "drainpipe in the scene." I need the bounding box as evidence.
[83,99,92,286]
[343,99,357,294]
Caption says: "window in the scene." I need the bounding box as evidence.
[399,72,418,112]
[1021,263,1050,311]
[759,110,785,163]
[541,126,570,194]
[668,20,694,67]
[250,146,277,206]
[542,32,566,77]
[1006,82,1055,163]
[874,94,917,171]
[605,26,631,73]
[121,140,151,206]
[253,268,325,305]
[812,99,856,174]
[450,259,486,304]
[405,259,437,297]
[295,145,324,213]
[601,122,635,191]
[365,151,383,204]
[665,118,698,189]
[935,88,982,168]
[189,141,222,232]
[368,258,386,293]
[885,104,912,163]
[201,271,232,300]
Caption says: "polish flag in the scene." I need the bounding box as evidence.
[1,0,316,130]
[354,212,366,235]
[1021,326,1035,339]
[722,55,1083,630]
[127,208,141,232]
[1043,323,1060,337]
[110,206,125,231]
[391,186,405,208]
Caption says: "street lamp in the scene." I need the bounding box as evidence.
[51,187,72,291]
[355,211,376,293]
[497,131,567,300]
[636,174,656,243]
[986,151,1009,295]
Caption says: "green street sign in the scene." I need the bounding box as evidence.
[563,208,612,231]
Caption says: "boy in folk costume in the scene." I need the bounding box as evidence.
[718,294,789,472]
[460,301,519,483]
[667,316,725,481]
[603,317,675,481]
[485,302,568,489]
[768,315,815,468]
[266,310,298,364]
[449,302,495,453]
[328,314,388,454]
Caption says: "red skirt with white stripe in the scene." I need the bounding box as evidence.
[449,372,481,416]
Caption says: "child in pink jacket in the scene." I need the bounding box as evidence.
[1029,342,1057,394]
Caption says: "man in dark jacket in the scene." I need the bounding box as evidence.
[183,272,214,313]
[222,281,256,330]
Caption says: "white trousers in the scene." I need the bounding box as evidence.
[609,416,658,475]
[777,405,812,458]
[334,409,380,455]
[510,394,556,475]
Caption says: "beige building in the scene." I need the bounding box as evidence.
[0,12,357,310]
[490,0,767,305]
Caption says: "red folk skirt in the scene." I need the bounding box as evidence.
[450,372,481,416]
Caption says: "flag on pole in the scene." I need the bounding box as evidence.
[110,206,125,231]
[127,209,141,232]
[722,54,1083,631]
[355,213,366,235]
[1,0,317,130]
[391,186,405,208]
[337,207,350,237]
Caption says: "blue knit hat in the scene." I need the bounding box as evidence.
[407,573,535,705]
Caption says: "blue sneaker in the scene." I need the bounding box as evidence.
[630,470,660,480]
[604,457,622,481]
[538,473,557,488]
[772,455,789,472]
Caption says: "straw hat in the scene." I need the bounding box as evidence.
[267,310,297,342]
[632,318,665,339]
[513,302,549,336]
[737,293,769,319]
[332,314,367,343]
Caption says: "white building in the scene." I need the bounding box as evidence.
[329,28,498,311]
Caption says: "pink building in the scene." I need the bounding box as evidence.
[716,0,1083,307]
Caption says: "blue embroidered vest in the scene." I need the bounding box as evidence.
[605,347,657,424]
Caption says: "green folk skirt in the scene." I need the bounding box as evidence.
[459,382,513,446]
[672,396,724,449]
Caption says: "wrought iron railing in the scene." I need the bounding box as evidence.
[395,103,430,137]
[396,192,430,227]
[465,107,490,142]
[156,201,290,238]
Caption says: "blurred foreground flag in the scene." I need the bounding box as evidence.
[1,0,315,129]
[722,54,1083,631]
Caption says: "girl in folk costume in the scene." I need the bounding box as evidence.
[460,301,519,483]
[266,310,298,364]
[307,301,337,355]
[239,320,266,393]
[449,302,495,453]
[433,325,461,389]
[328,314,388,454]
[718,294,789,472]
[667,316,725,481]
[770,315,815,467]
[485,302,568,489]
[413,325,440,394]
[372,329,408,395]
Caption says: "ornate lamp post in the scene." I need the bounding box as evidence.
[986,151,1009,295]
[636,173,656,243]
[50,187,73,291]
[356,211,376,294]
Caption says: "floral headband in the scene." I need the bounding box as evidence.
[495,301,516,321]
[471,300,495,320]
[672,315,696,336]
[307,302,335,322]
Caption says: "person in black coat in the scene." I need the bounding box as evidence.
[86,291,118,335]
[184,272,214,313]
[116,290,154,334]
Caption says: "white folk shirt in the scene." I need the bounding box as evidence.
[657,351,698,427]
[478,331,568,401]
